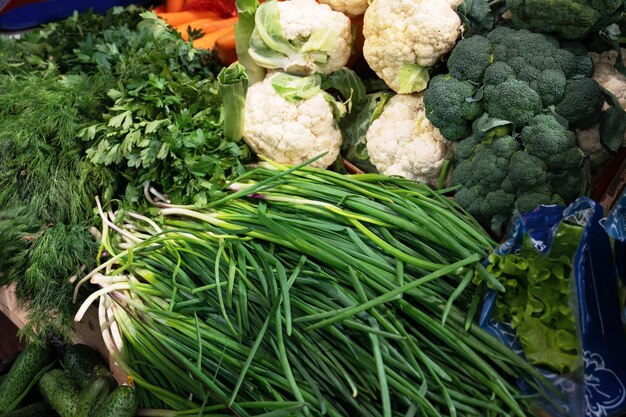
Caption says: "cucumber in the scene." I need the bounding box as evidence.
[91,386,138,417]
[38,369,79,417]
[0,401,58,417]
[63,345,112,389]
[0,343,55,412]
[76,377,113,417]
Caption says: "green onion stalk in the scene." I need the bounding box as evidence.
[76,159,557,417]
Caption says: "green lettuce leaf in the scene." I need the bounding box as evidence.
[486,222,584,374]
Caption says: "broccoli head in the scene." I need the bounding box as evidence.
[535,70,567,106]
[521,115,576,163]
[515,190,556,213]
[423,27,597,231]
[507,151,548,189]
[506,0,624,40]
[485,79,542,127]
[447,36,492,84]
[548,168,587,203]
[451,127,589,232]
[425,28,603,142]
[483,62,516,86]
[554,78,605,129]
[423,75,483,141]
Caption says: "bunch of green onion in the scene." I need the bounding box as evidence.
[76,160,552,417]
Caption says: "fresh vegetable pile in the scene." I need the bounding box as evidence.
[0,7,250,340]
[0,1,625,417]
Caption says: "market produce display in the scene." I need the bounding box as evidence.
[1,0,626,416]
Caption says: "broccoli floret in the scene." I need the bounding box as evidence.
[491,30,563,72]
[521,115,576,163]
[447,36,492,84]
[507,57,540,88]
[549,169,587,203]
[486,190,516,216]
[423,75,483,141]
[483,62,516,86]
[506,0,624,40]
[486,27,517,45]
[516,191,554,213]
[560,41,594,77]
[545,147,586,173]
[555,78,605,129]
[491,135,520,159]
[535,70,567,106]
[454,134,480,160]
[508,151,548,189]
[485,79,542,126]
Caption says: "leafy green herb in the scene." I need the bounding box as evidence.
[82,13,250,205]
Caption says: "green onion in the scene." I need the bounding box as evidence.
[79,163,551,417]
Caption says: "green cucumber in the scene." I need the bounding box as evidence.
[38,369,79,417]
[63,345,112,389]
[0,401,58,417]
[76,377,113,417]
[0,343,55,412]
[91,386,138,417]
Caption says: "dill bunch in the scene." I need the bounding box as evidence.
[0,74,115,224]
[0,218,99,341]
[0,74,114,340]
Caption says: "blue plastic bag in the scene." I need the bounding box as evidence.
[604,189,626,331]
[0,0,149,31]
[479,198,626,417]
[604,189,626,285]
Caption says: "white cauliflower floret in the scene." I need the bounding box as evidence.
[318,0,369,16]
[592,49,626,109]
[249,0,352,75]
[363,0,463,93]
[576,49,626,167]
[366,94,454,186]
[243,72,342,169]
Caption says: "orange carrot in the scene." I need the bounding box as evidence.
[175,17,237,41]
[154,5,166,13]
[155,11,220,27]
[192,25,234,50]
[214,28,237,65]
[166,0,186,13]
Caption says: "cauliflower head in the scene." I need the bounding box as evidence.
[366,94,453,185]
[318,0,369,16]
[363,0,463,93]
[243,72,342,169]
[249,0,352,75]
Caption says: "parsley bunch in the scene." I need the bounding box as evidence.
[82,13,251,205]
